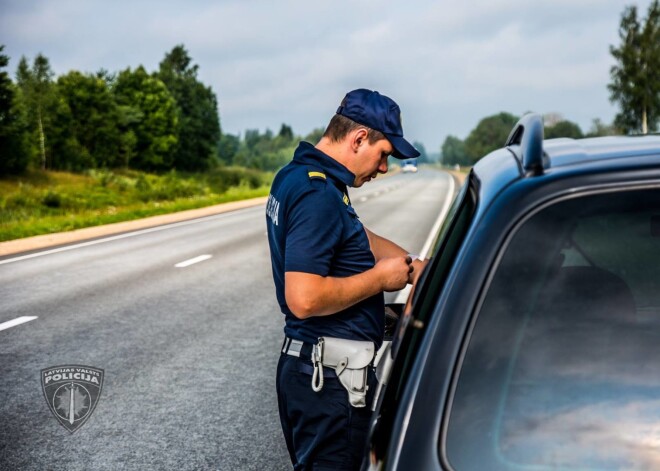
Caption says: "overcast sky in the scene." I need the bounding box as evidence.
[1,0,653,152]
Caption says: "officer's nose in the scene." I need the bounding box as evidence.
[378,157,389,173]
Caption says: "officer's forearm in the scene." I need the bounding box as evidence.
[365,227,427,283]
[285,270,385,319]
[364,227,407,261]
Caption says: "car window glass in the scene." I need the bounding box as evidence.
[369,176,477,463]
[445,189,660,471]
[393,176,474,358]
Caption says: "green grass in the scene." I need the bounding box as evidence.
[0,168,272,242]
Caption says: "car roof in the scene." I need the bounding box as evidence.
[544,135,660,169]
[471,115,660,209]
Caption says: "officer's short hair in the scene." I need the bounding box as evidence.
[323,114,386,144]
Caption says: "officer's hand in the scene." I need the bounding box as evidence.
[375,256,413,292]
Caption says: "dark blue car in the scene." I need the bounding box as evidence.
[367,114,660,470]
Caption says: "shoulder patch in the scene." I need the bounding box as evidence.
[308,171,326,180]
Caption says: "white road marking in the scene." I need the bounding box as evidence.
[175,254,212,268]
[0,316,38,332]
[394,172,456,304]
[419,173,456,259]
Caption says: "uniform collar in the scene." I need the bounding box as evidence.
[293,142,355,187]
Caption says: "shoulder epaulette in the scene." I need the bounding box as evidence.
[308,171,326,181]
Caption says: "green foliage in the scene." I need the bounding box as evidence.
[113,66,178,171]
[52,70,121,170]
[217,133,240,164]
[15,53,57,170]
[0,168,273,241]
[133,170,207,201]
[412,141,430,163]
[585,118,619,137]
[233,127,295,171]
[0,45,31,175]
[464,112,519,164]
[443,114,590,168]
[441,135,469,166]
[544,120,584,139]
[157,45,221,171]
[3,45,338,178]
[41,190,62,208]
[205,166,270,193]
[304,127,325,144]
[278,123,294,141]
[609,0,660,133]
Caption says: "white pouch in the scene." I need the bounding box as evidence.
[311,337,375,407]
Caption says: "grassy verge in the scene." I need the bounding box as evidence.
[0,168,272,242]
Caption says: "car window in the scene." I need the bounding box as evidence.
[393,174,475,360]
[444,189,660,471]
[368,175,477,463]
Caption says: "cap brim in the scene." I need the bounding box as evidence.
[386,134,420,159]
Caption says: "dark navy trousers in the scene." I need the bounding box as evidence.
[276,352,376,471]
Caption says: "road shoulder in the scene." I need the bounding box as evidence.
[0,196,268,257]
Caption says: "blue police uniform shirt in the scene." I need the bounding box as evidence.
[266,141,384,347]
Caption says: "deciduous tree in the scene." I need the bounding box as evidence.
[441,135,468,166]
[0,46,30,174]
[609,0,660,133]
[544,120,584,139]
[53,71,121,170]
[217,133,240,165]
[15,54,56,169]
[157,45,221,171]
[464,112,519,164]
[113,66,178,170]
[585,118,618,137]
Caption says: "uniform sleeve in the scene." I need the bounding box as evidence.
[284,188,342,276]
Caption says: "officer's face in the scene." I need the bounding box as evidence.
[353,138,392,187]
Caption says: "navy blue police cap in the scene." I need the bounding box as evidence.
[336,88,420,159]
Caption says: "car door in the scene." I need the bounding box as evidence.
[443,186,660,470]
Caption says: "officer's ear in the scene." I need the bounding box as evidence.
[351,128,369,153]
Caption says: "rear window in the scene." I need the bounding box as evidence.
[445,189,660,470]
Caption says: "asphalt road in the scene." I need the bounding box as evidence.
[0,168,455,471]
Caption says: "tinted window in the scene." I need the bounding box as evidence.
[445,189,660,470]
[393,177,475,359]
[368,177,477,463]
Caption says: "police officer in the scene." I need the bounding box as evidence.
[266,89,425,470]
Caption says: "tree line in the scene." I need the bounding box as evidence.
[0,44,305,176]
[442,0,659,167]
[441,113,616,167]
[2,1,658,175]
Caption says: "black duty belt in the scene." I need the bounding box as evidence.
[281,336,313,362]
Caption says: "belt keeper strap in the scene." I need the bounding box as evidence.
[282,337,303,357]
